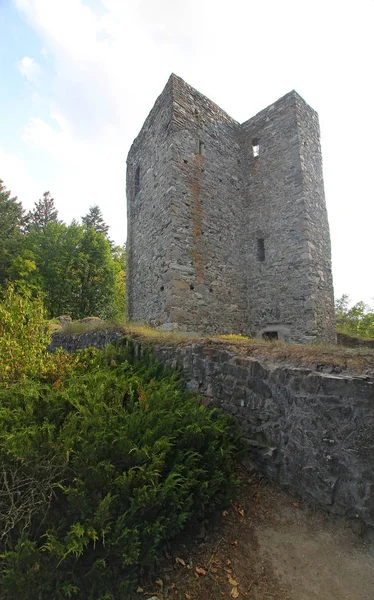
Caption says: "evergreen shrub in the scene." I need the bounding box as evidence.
[0,341,243,599]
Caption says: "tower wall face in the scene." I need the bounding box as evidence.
[294,95,336,342]
[127,76,336,343]
[163,77,247,333]
[241,92,335,343]
[126,79,174,324]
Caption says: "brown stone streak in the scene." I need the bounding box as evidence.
[189,153,205,284]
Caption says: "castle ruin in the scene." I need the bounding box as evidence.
[126,74,336,343]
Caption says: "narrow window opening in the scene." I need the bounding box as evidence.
[263,331,278,341]
[190,283,195,290]
[198,140,205,155]
[134,166,140,195]
[160,285,164,292]
[257,238,265,262]
[252,138,260,158]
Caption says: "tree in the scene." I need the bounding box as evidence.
[111,244,126,320]
[25,221,82,316]
[0,182,125,320]
[0,180,26,286]
[335,294,374,338]
[82,205,110,238]
[70,227,118,319]
[26,191,60,232]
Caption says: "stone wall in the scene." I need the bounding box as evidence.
[126,75,336,343]
[50,331,374,527]
[155,343,374,528]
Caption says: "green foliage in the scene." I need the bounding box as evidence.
[82,205,110,239]
[0,285,51,382]
[69,227,118,319]
[0,180,26,286]
[0,342,243,599]
[335,294,374,339]
[111,244,126,319]
[0,178,126,321]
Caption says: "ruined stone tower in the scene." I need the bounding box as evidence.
[126,74,336,343]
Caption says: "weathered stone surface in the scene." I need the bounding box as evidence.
[126,74,336,344]
[48,329,123,353]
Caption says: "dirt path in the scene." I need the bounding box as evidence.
[137,471,374,600]
[256,494,374,600]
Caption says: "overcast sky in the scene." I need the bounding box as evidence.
[0,0,373,305]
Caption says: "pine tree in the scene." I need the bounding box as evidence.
[0,179,25,237]
[27,191,60,231]
[0,180,26,285]
[82,205,110,238]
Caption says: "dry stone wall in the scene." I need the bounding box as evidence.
[50,331,374,528]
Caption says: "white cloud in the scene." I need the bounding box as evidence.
[17,56,42,82]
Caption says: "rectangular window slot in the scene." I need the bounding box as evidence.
[257,238,265,261]
[198,140,205,155]
[252,138,260,158]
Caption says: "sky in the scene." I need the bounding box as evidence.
[0,0,373,306]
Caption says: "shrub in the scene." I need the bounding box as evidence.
[0,342,243,599]
[0,285,50,383]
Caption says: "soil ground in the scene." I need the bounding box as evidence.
[135,470,374,600]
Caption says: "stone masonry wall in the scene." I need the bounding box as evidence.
[241,91,335,343]
[153,342,374,528]
[126,77,175,325]
[50,331,374,528]
[295,94,336,342]
[166,76,247,333]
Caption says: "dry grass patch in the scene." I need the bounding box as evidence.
[206,336,374,376]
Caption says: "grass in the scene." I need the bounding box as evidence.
[50,318,374,376]
[207,337,374,375]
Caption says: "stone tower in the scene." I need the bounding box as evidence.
[126,74,336,344]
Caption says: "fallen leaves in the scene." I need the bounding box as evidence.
[176,556,186,567]
[230,586,240,598]
[195,566,207,576]
[233,503,245,517]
